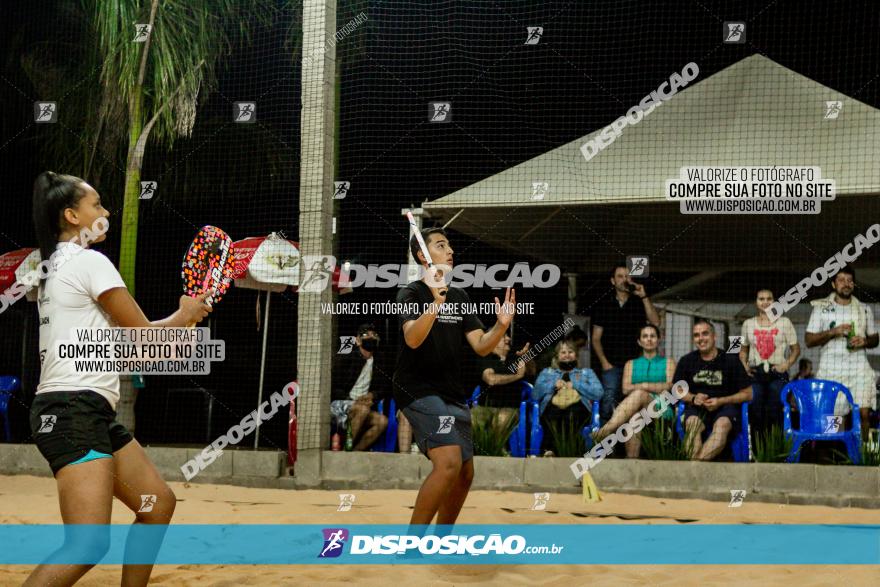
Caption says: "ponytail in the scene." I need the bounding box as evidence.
[32,171,86,264]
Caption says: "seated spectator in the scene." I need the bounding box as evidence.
[593,324,676,458]
[472,334,530,435]
[533,326,586,382]
[566,325,591,370]
[534,341,603,456]
[792,358,813,381]
[330,323,388,450]
[739,288,800,436]
[675,319,752,461]
[397,412,415,453]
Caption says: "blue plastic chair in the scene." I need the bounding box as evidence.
[371,397,398,452]
[0,376,20,442]
[781,379,861,464]
[579,400,602,450]
[675,400,752,462]
[470,381,537,457]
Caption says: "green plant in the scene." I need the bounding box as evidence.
[639,418,689,461]
[472,410,518,457]
[753,425,794,463]
[829,437,880,466]
[546,415,587,458]
[861,438,880,466]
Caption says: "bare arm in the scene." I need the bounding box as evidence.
[482,365,524,387]
[805,324,849,348]
[466,288,516,356]
[98,288,210,328]
[721,385,753,406]
[672,380,699,405]
[466,322,509,357]
[638,357,677,394]
[401,302,443,349]
[781,343,801,371]
[630,282,660,326]
[592,324,611,370]
[621,360,635,395]
[642,297,660,327]
[739,344,753,375]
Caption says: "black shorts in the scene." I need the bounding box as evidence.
[401,395,473,461]
[30,390,133,475]
[682,402,741,438]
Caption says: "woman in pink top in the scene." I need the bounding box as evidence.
[739,288,800,437]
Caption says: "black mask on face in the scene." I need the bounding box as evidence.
[361,338,378,352]
[558,360,577,371]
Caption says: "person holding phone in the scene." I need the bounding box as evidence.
[591,265,660,430]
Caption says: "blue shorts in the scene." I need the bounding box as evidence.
[401,395,473,461]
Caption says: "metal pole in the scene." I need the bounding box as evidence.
[254,289,272,448]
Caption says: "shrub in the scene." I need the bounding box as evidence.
[472,409,518,456]
[753,425,794,463]
[546,415,588,458]
[639,418,689,461]
[830,436,880,466]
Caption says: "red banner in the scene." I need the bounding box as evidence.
[0,248,36,292]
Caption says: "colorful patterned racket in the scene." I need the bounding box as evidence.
[181,225,235,326]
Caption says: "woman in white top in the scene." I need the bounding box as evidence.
[26,172,210,587]
[739,288,800,437]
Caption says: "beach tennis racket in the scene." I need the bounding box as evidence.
[406,211,447,296]
[181,225,235,326]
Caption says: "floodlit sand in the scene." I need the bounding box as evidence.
[1,474,878,586]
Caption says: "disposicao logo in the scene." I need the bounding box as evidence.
[318,528,349,558]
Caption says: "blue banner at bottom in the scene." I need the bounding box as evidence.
[0,524,878,565]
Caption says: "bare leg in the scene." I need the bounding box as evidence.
[436,459,474,525]
[860,407,871,441]
[398,412,413,453]
[470,406,492,430]
[696,417,732,461]
[595,390,651,439]
[112,440,177,587]
[24,459,114,587]
[349,397,372,440]
[685,416,705,460]
[625,430,642,458]
[494,408,517,435]
[409,445,462,526]
[354,412,388,451]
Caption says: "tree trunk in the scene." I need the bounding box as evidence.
[116,0,158,432]
[119,91,143,294]
[115,91,143,433]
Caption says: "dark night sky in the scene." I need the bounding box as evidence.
[1,0,878,445]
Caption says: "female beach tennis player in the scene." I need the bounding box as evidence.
[24,172,211,587]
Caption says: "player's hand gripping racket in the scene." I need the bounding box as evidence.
[181,225,235,327]
[406,212,447,296]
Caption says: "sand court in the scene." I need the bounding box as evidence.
[1,474,878,585]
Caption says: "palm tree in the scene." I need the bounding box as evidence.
[14,0,369,433]
[87,0,279,293]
